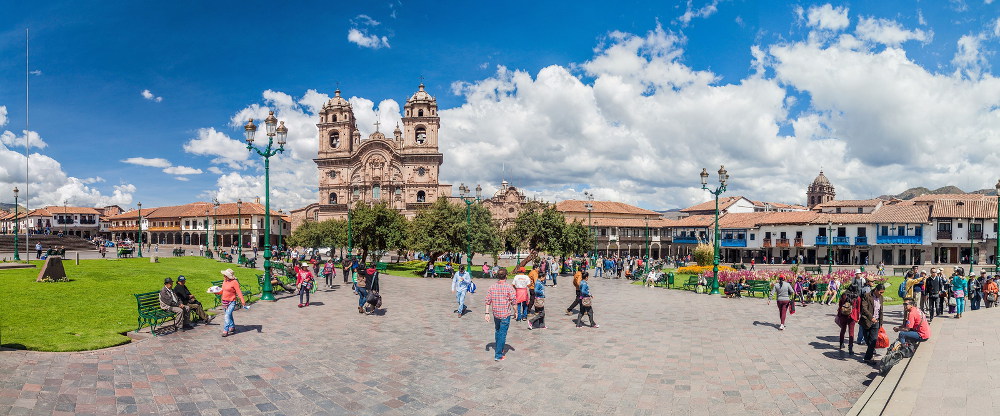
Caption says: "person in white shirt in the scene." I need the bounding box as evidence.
[451,265,473,317]
[512,270,532,321]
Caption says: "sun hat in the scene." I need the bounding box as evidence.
[164,277,173,284]
[854,269,862,274]
[221,268,236,280]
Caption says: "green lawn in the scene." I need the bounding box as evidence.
[0,257,261,352]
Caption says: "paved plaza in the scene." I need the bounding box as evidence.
[0,274,899,415]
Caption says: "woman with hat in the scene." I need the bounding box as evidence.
[219,268,247,337]
[297,262,315,308]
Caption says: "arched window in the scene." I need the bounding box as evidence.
[416,191,426,202]
[418,109,424,117]
[416,127,426,144]
[329,193,338,204]
[332,114,338,122]
[330,131,340,148]
[353,186,360,199]
[373,185,381,200]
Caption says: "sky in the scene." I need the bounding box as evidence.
[1,0,999,212]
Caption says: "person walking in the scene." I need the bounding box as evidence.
[355,267,369,314]
[835,289,860,354]
[926,269,946,321]
[565,270,584,315]
[970,271,985,311]
[860,284,886,364]
[951,272,967,318]
[322,260,335,289]
[576,272,598,328]
[296,264,315,308]
[549,258,559,287]
[485,269,516,361]
[512,268,531,321]
[219,268,248,337]
[451,265,472,316]
[529,276,546,329]
[770,276,795,330]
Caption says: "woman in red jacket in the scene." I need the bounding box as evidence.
[835,289,861,354]
[219,268,247,337]
[296,263,315,308]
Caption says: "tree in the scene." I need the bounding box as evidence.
[286,220,324,250]
[408,197,499,270]
[316,218,348,258]
[559,220,591,258]
[349,202,408,263]
[509,202,566,269]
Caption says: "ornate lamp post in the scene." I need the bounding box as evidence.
[700,166,728,295]
[63,199,68,236]
[204,207,211,257]
[237,199,243,257]
[13,187,20,261]
[827,220,834,275]
[137,202,143,258]
[584,191,595,264]
[995,180,1000,272]
[244,111,287,302]
[645,216,651,276]
[347,200,353,259]
[212,198,220,254]
[458,183,482,272]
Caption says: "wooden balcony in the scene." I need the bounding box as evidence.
[762,238,772,248]
[775,238,790,248]
[970,231,984,240]
[937,230,952,240]
[793,238,804,247]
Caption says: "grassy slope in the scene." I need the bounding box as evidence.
[0,257,260,352]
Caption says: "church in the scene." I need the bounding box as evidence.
[290,84,452,226]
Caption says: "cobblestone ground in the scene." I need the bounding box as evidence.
[0,274,899,415]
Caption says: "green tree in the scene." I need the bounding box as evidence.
[509,202,567,269]
[408,197,500,270]
[286,219,324,250]
[350,202,408,263]
[559,220,591,258]
[316,218,348,259]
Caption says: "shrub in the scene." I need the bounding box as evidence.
[693,243,714,266]
[677,265,734,275]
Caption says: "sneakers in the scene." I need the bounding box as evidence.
[779,324,785,330]
[304,302,310,307]
[298,303,304,308]
[527,325,533,330]
[593,324,600,329]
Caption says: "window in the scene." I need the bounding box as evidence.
[857,227,866,237]
[600,228,607,237]
[915,226,922,236]
[611,228,616,236]
[415,127,427,144]
[957,222,963,229]
[764,232,772,239]
[418,109,424,117]
[897,226,905,235]
[353,186,360,198]
[779,232,787,239]
[881,225,889,235]
[327,170,337,179]
[329,131,340,148]
[857,207,863,213]
[373,185,381,200]
[939,222,951,231]
[417,167,426,176]
[835,207,842,213]
[329,193,337,204]
[818,227,827,236]
[332,114,338,122]
[795,231,802,238]
[416,191,426,202]
[971,223,983,232]
[837,227,846,237]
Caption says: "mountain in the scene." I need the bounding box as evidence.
[878,186,998,200]
[0,203,23,212]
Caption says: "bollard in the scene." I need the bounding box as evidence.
[75,252,80,265]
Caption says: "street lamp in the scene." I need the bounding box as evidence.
[584,191,595,265]
[13,187,20,261]
[244,111,287,302]
[237,199,243,257]
[700,165,728,295]
[137,202,143,258]
[995,180,1000,272]
[644,215,651,276]
[458,183,482,272]
[204,207,211,257]
[212,198,220,254]
[63,199,68,236]
[827,220,833,276]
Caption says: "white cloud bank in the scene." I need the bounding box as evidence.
[141,89,163,102]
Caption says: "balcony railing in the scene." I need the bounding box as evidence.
[720,238,746,247]
[775,238,790,248]
[937,230,952,240]
[815,236,828,245]
[673,236,699,244]
[970,231,984,240]
[876,235,923,245]
[832,236,850,245]
[762,238,772,248]
[855,236,869,246]
[793,238,804,247]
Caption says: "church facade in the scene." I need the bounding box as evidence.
[290,84,452,227]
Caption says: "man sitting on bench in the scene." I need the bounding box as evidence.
[160,277,193,331]
[172,275,211,323]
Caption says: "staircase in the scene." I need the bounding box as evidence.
[0,235,99,252]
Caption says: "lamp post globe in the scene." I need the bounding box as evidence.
[245,111,286,302]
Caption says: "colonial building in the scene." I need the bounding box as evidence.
[472,180,528,230]
[556,200,670,258]
[292,84,453,227]
[105,201,290,249]
[807,170,836,208]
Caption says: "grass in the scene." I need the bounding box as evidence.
[0,257,262,352]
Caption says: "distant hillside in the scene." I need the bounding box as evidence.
[879,186,998,200]
[0,203,23,212]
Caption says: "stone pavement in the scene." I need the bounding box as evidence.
[0,275,900,415]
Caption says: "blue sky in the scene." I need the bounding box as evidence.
[1,0,999,211]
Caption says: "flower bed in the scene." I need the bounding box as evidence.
[677,265,734,275]
[699,268,885,285]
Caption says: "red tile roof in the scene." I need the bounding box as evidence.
[664,215,716,227]
[814,199,882,208]
[930,199,998,219]
[556,200,659,216]
[870,205,932,223]
[755,211,820,225]
[587,218,672,227]
[912,193,987,202]
[718,212,771,228]
[680,196,745,213]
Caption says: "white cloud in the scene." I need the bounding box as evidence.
[163,166,203,175]
[0,106,6,126]
[141,89,163,102]
[952,34,989,79]
[677,0,721,26]
[993,17,1000,37]
[855,17,931,46]
[804,4,850,31]
[122,157,171,168]
[182,127,250,169]
[207,166,223,174]
[352,14,380,26]
[348,28,390,49]
[1,130,47,149]
[175,176,190,182]
[917,10,927,26]
[29,70,41,76]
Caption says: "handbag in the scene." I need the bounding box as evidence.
[987,293,997,302]
[949,297,957,306]
[875,327,890,349]
[534,297,545,308]
[581,296,593,307]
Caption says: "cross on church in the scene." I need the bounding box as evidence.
[374,111,381,132]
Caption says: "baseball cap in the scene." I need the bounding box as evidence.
[177,275,186,281]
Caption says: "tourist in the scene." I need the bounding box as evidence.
[823,278,840,305]
[342,257,351,284]
[770,276,794,330]
[512,268,531,321]
[159,277,193,331]
[835,288,860,354]
[893,298,930,345]
[850,270,866,294]
[484,268,516,361]
[451,265,472,316]
[951,271,967,319]
[322,260,335,288]
[35,242,41,259]
[549,257,559,286]
[172,275,210,323]
[355,265,369,314]
[529,276,546,329]
[877,261,885,276]
[969,271,985,311]
[219,268,248,337]
[860,284,886,364]
[984,275,999,308]
[296,263,315,307]
[926,269,946,321]
[565,269,584,315]
[576,272,598,328]
[99,244,106,258]
[911,271,926,313]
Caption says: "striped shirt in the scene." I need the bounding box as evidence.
[485,281,516,319]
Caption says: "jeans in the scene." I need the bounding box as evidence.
[357,287,368,308]
[595,267,603,277]
[897,330,924,344]
[299,287,310,304]
[567,289,582,313]
[530,307,545,328]
[325,271,333,286]
[493,316,510,359]
[863,324,880,361]
[955,297,965,314]
[223,301,237,333]
[456,290,467,313]
[777,300,790,325]
[517,302,528,321]
[857,323,867,345]
[928,294,944,320]
[971,295,981,310]
[550,273,557,286]
[577,305,596,327]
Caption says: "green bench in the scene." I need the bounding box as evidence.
[682,276,700,291]
[433,265,449,277]
[211,279,253,309]
[807,283,829,302]
[133,291,176,335]
[376,262,388,273]
[205,250,214,259]
[257,273,291,295]
[893,267,911,276]
[744,280,771,298]
[172,248,185,257]
[804,266,822,273]
[117,248,134,258]
[219,252,233,262]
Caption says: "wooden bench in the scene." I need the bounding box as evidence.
[804,266,822,273]
[376,262,388,273]
[808,283,829,302]
[744,280,771,298]
[682,276,700,291]
[172,248,185,257]
[211,280,253,309]
[133,291,176,335]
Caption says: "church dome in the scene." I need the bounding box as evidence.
[812,170,830,185]
[407,83,436,104]
[326,89,350,108]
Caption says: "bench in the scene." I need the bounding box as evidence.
[133,291,176,335]
[744,280,771,298]
[205,251,213,259]
[117,248,134,258]
[172,248,185,257]
[807,283,829,302]
[258,273,290,294]
[682,276,700,291]
[433,265,450,278]
[219,252,233,262]
[211,280,253,309]
[804,266,822,273]
[376,262,388,273]
[893,267,911,276]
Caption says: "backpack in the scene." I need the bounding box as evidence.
[898,280,907,298]
[839,297,854,317]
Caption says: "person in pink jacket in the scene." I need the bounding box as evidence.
[219,269,247,337]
